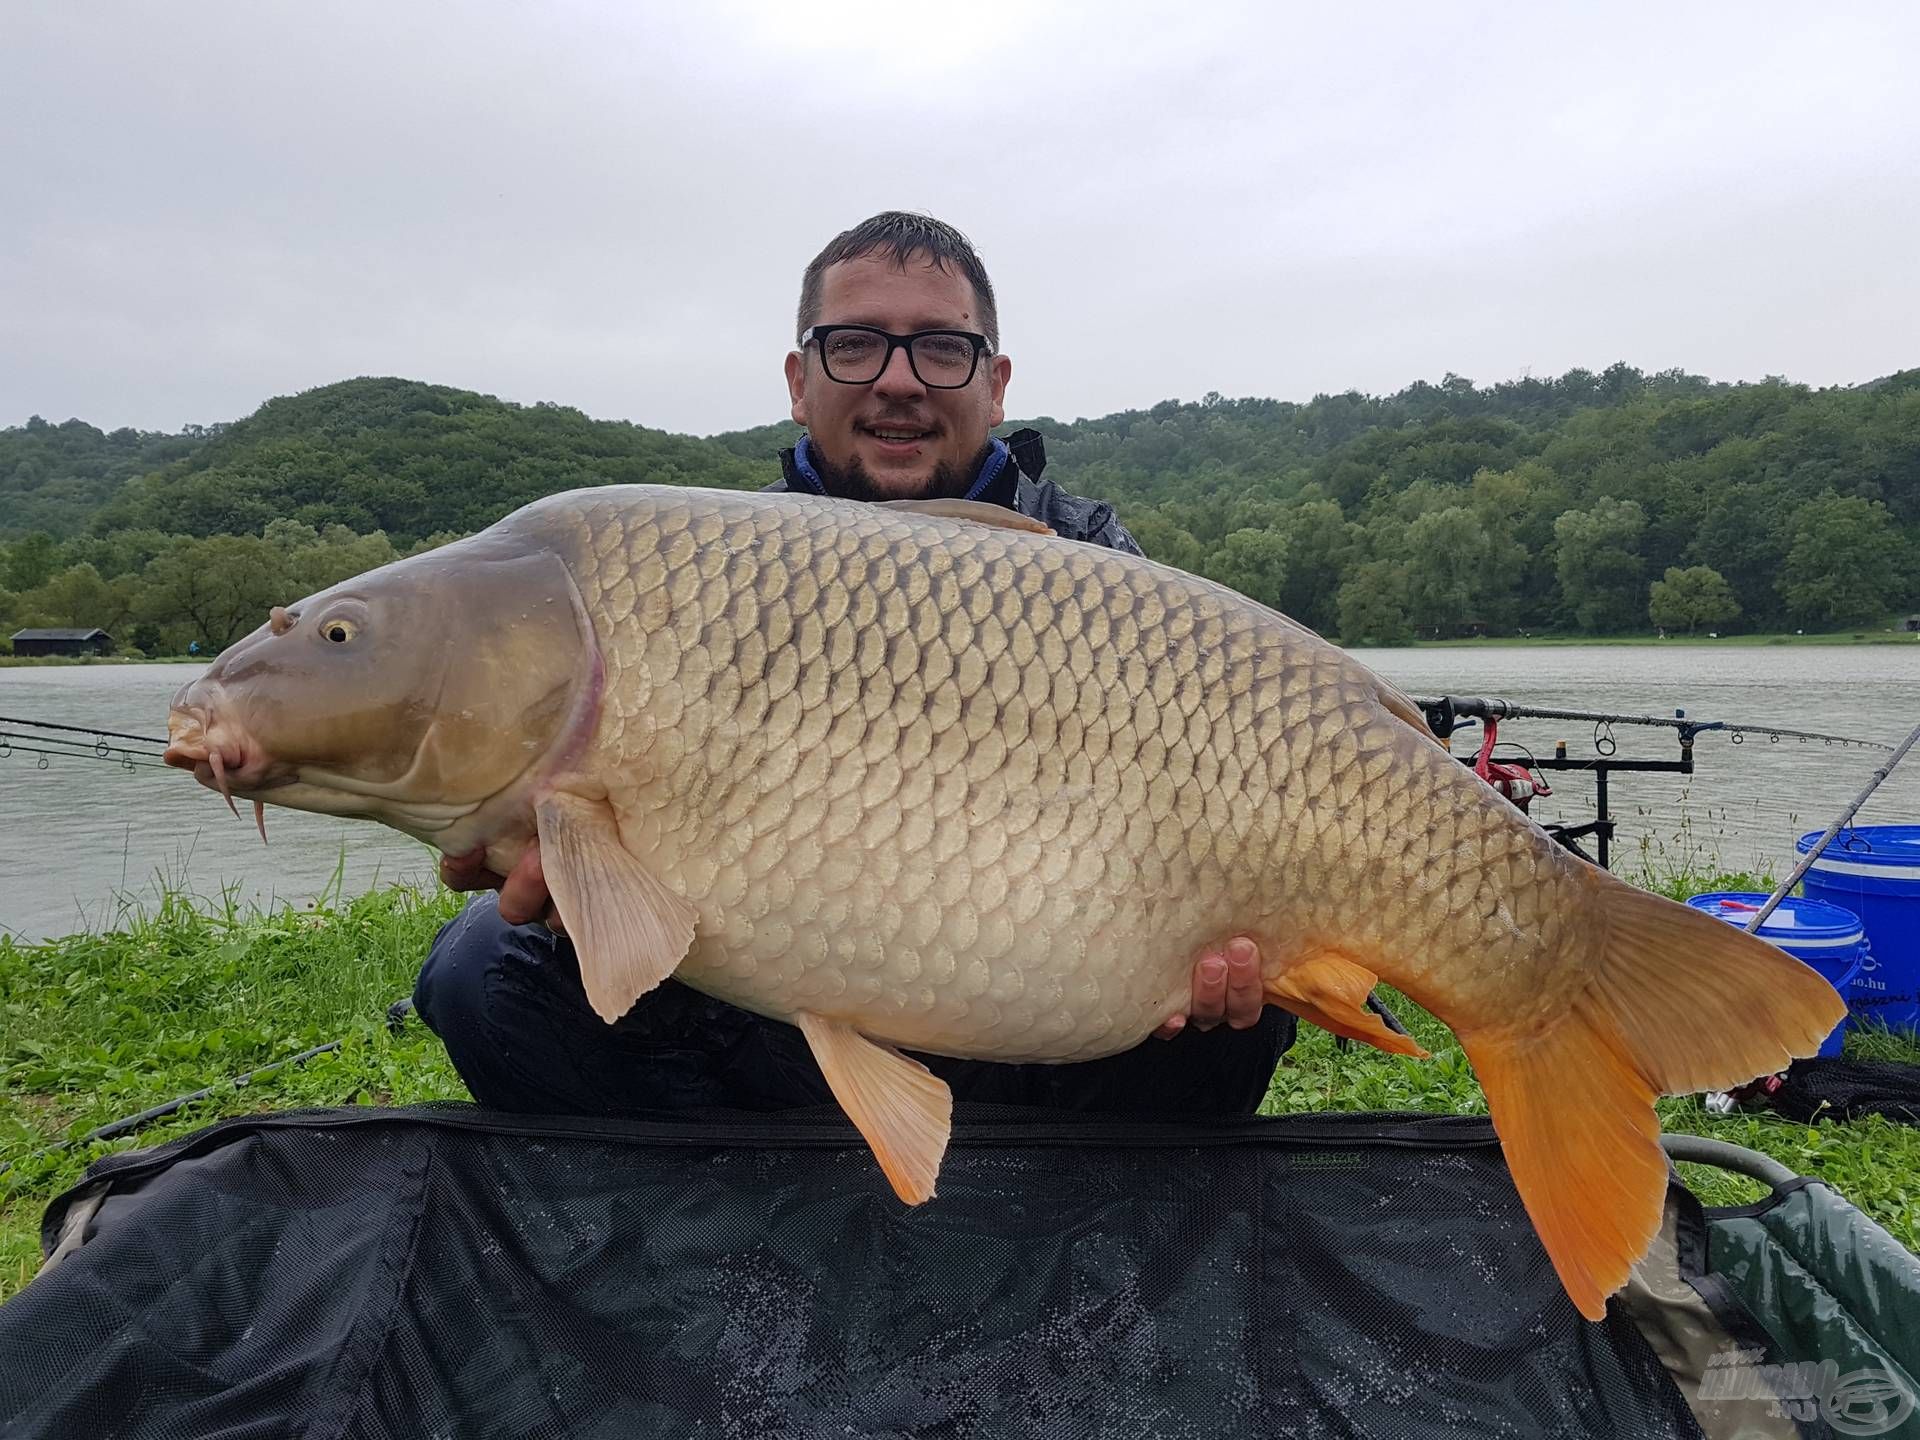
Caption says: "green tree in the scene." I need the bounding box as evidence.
[4,532,62,592]
[1273,499,1357,633]
[1203,528,1290,610]
[137,535,288,651]
[1685,480,1792,626]
[1778,494,1909,626]
[17,563,140,635]
[1554,498,1648,632]
[300,525,399,596]
[1401,506,1526,635]
[0,361,1912,643]
[406,530,466,557]
[1126,512,1207,574]
[1336,560,1413,644]
[1648,565,1740,634]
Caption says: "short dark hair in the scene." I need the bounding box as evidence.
[796,211,999,350]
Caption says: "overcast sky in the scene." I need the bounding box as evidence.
[5,1,1917,438]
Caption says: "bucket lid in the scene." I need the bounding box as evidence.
[1687,892,1866,948]
[1796,825,1920,871]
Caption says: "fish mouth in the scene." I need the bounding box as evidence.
[165,706,493,843]
[164,707,296,810]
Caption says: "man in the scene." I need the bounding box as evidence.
[414,212,1294,1117]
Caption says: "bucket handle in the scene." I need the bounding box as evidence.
[1661,1133,1799,1190]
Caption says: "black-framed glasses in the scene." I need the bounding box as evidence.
[799,324,993,389]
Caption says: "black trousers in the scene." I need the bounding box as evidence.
[413,895,1296,1118]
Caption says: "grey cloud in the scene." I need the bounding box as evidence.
[3,1,1915,437]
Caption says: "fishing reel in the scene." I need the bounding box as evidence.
[1469,715,1551,813]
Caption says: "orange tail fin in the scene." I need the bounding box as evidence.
[1462,874,1845,1321]
[1266,952,1429,1059]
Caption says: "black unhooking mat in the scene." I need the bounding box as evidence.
[0,1105,1806,1439]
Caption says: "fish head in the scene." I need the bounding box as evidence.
[163,537,599,844]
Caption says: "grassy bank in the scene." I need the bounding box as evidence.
[2,872,1916,1304]
[1,883,467,1298]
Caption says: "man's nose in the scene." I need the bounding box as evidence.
[872,342,925,398]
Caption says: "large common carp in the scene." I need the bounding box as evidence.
[164,485,1842,1320]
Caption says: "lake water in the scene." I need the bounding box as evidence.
[3,648,1917,944]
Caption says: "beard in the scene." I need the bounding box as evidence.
[808,440,995,504]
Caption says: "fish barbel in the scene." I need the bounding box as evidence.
[163,485,1842,1320]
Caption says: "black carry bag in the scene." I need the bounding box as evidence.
[3,1104,1915,1438]
[1759,1056,1920,1125]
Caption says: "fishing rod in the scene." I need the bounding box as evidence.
[1742,718,1920,934]
[1413,696,1893,751]
[1414,695,1898,870]
[0,1040,343,1179]
[0,714,170,747]
[0,714,171,770]
[0,737,173,771]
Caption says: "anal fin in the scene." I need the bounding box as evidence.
[796,1012,953,1204]
[535,792,699,1024]
[1265,952,1429,1059]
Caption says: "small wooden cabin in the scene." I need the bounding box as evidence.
[9,627,114,657]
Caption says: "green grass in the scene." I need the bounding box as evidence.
[3,869,1917,1302]
[1,880,466,1298]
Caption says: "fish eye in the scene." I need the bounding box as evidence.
[321,617,358,644]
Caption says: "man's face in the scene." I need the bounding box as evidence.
[785,252,1012,499]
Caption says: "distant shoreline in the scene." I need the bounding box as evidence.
[0,655,203,667]
[1371,630,1919,649]
[7,630,1916,667]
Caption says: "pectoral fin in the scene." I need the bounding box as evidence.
[1265,952,1429,1059]
[879,498,1054,536]
[534,792,698,1024]
[795,1012,953,1204]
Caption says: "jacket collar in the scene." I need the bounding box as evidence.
[778,429,1046,510]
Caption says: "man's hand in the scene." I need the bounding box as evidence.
[439,842,565,934]
[1154,936,1264,1039]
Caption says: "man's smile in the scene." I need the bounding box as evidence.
[859,420,937,454]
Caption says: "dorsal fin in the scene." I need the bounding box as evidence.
[879,499,1054,536]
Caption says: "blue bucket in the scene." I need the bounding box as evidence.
[1796,826,1920,1035]
[1686,892,1867,1058]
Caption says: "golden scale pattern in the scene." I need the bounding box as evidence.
[532,486,1593,1060]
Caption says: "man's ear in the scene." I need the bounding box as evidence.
[785,349,810,426]
[986,353,1012,429]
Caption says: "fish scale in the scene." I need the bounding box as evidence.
[166,482,1847,1319]
[534,487,1541,1058]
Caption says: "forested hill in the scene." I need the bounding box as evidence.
[79,379,773,541]
[0,416,204,537]
[3,365,1916,650]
